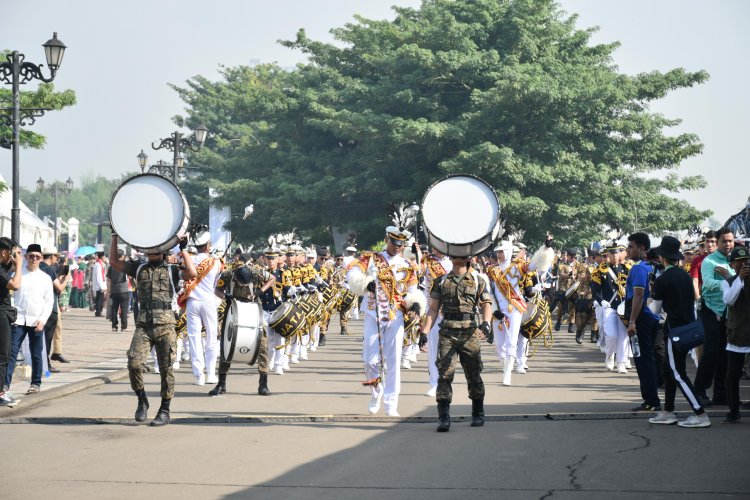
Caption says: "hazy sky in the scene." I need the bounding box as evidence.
[2,0,748,224]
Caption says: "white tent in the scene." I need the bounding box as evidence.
[0,172,54,248]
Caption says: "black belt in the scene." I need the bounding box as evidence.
[443,312,474,321]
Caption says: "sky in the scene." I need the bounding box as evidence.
[2,0,748,225]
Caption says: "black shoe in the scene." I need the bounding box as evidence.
[470,399,485,427]
[121,326,127,332]
[48,365,61,373]
[631,403,661,412]
[112,326,118,332]
[697,394,713,408]
[554,321,561,332]
[318,334,326,347]
[436,401,450,432]
[258,374,271,396]
[208,373,227,397]
[340,329,350,336]
[150,399,171,426]
[575,331,584,344]
[568,324,574,334]
[135,389,149,422]
[51,353,70,363]
[722,413,741,424]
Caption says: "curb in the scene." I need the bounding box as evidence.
[1,409,743,426]
[1,369,130,416]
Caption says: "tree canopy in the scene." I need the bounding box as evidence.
[174,0,710,249]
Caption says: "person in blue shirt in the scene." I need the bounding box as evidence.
[625,232,661,412]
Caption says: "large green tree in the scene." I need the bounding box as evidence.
[175,0,709,249]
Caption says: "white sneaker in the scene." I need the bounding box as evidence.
[401,358,411,369]
[300,352,308,361]
[516,365,526,374]
[172,361,180,370]
[425,387,437,397]
[309,345,317,352]
[282,358,290,370]
[407,352,417,363]
[385,409,400,417]
[274,365,284,376]
[206,374,218,384]
[181,352,190,362]
[678,413,711,428]
[625,360,633,369]
[368,394,382,414]
[616,362,628,374]
[0,392,20,407]
[290,356,300,364]
[194,374,206,386]
[649,411,678,425]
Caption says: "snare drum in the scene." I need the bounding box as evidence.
[521,295,552,340]
[421,174,500,257]
[220,300,263,365]
[297,293,324,324]
[109,174,190,253]
[269,302,307,338]
[337,289,356,312]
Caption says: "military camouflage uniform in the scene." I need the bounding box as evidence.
[124,260,180,400]
[431,269,492,403]
[216,263,272,375]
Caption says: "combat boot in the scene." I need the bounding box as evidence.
[567,323,574,334]
[258,374,271,396]
[150,398,171,426]
[554,319,561,332]
[590,330,598,343]
[134,389,149,423]
[576,329,584,344]
[470,399,485,427]
[208,373,226,397]
[319,334,326,346]
[436,401,451,432]
[341,327,349,336]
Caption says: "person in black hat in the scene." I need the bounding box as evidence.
[4,244,54,396]
[721,246,750,423]
[648,236,710,427]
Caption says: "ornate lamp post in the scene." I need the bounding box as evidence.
[146,125,208,184]
[37,176,74,247]
[1,33,67,243]
[407,202,421,244]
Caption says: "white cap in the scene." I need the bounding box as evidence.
[190,231,211,247]
[494,240,513,252]
[346,246,357,252]
[42,246,58,255]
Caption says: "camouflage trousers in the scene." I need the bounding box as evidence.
[575,308,594,332]
[339,305,352,332]
[436,327,485,403]
[218,329,270,375]
[127,324,176,399]
[319,310,331,335]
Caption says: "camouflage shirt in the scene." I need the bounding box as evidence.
[124,260,180,326]
[431,268,492,329]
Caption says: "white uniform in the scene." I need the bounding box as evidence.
[348,251,420,416]
[422,255,452,395]
[186,253,222,382]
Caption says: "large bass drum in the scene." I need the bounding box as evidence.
[109,173,190,253]
[421,174,500,257]
[221,300,263,365]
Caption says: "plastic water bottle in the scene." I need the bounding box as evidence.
[630,334,641,358]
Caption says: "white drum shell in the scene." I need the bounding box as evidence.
[109,174,191,253]
[421,174,500,257]
[221,300,263,366]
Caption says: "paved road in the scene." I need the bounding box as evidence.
[3,309,749,499]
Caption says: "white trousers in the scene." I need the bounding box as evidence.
[186,298,219,378]
[427,316,441,390]
[363,313,404,412]
[494,309,522,361]
[602,307,629,362]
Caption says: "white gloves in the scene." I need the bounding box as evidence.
[600,300,610,309]
[531,283,543,294]
[286,288,297,298]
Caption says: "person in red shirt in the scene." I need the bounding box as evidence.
[689,231,717,301]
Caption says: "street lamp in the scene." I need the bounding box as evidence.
[1,33,67,244]
[150,124,208,184]
[37,176,74,247]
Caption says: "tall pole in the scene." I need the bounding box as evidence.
[11,52,21,243]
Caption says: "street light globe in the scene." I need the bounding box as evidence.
[137,149,148,170]
[43,32,66,71]
[194,124,209,146]
[65,177,74,192]
[175,153,185,169]
[36,177,45,192]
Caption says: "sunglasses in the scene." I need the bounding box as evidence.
[27,254,43,260]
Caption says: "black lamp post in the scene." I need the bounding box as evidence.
[37,176,73,247]
[146,125,208,184]
[1,33,66,244]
